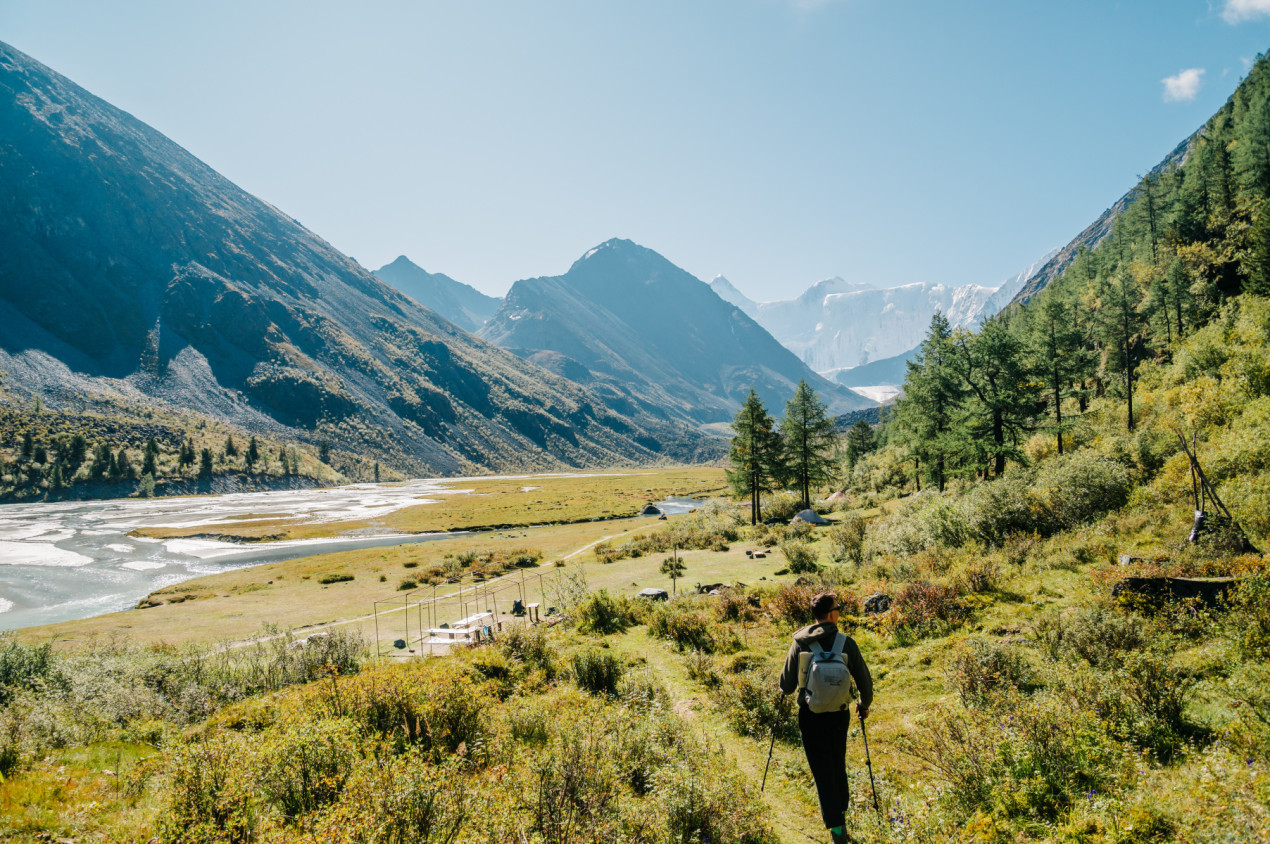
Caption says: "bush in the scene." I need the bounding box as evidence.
[947,639,1036,707]
[647,601,735,653]
[1228,572,1270,659]
[685,650,718,686]
[159,734,259,843]
[572,650,624,696]
[1034,607,1146,668]
[888,581,971,640]
[902,693,1134,823]
[828,515,866,564]
[763,583,820,627]
[779,539,818,573]
[318,573,354,584]
[0,635,61,705]
[715,669,798,742]
[572,589,635,635]
[257,717,358,819]
[1034,452,1133,529]
[499,625,557,678]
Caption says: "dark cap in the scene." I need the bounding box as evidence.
[811,592,843,619]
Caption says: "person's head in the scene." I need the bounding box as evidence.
[811,592,842,623]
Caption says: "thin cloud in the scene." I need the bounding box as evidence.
[788,0,843,11]
[1163,68,1205,103]
[1223,0,1270,23]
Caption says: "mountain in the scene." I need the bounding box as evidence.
[824,346,919,388]
[0,41,713,474]
[478,239,875,424]
[373,256,501,333]
[1009,135,1194,306]
[715,254,1056,375]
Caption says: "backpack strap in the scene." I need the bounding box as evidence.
[809,639,826,657]
[830,633,846,657]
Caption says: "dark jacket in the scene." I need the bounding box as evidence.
[778,621,873,711]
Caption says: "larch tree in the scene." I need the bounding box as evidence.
[781,380,837,510]
[727,389,783,525]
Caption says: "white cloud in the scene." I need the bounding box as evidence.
[1163,68,1205,103]
[1223,0,1270,23]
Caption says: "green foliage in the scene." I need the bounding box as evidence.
[572,589,634,635]
[646,600,735,653]
[947,639,1036,707]
[780,379,838,508]
[257,718,358,819]
[0,636,61,706]
[777,538,818,574]
[715,669,798,742]
[317,573,354,584]
[727,388,783,524]
[571,650,624,696]
[887,581,972,641]
[827,514,866,564]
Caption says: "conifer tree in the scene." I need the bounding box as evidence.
[951,321,1039,477]
[142,438,159,477]
[895,313,961,491]
[727,389,782,525]
[246,436,259,473]
[199,448,214,480]
[21,431,33,460]
[781,380,836,509]
[90,443,111,481]
[1094,269,1147,431]
[844,420,876,475]
[224,435,238,458]
[1027,294,1089,455]
[116,449,134,480]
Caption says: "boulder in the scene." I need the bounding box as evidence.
[637,588,669,601]
[640,503,664,516]
[864,593,891,614]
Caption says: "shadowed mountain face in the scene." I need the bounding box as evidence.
[373,257,501,333]
[0,42,713,473]
[479,239,874,424]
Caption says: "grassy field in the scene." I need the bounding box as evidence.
[131,467,729,542]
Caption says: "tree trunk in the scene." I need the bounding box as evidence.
[1054,370,1063,456]
[914,457,921,492]
[993,408,1005,476]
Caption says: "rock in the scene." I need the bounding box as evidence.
[637,588,669,601]
[1111,576,1236,608]
[753,552,766,559]
[393,638,407,649]
[1117,555,1146,566]
[864,593,891,614]
[697,582,725,595]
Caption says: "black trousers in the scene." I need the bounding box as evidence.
[798,703,850,829]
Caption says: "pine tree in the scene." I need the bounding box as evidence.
[659,552,686,595]
[21,431,33,460]
[1094,269,1147,431]
[318,441,331,465]
[1027,294,1089,455]
[781,380,837,509]
[727,389,783,525]
[142,437,159,477]
[33,443,47,464]
[895,313,961,491]
[951,321,1040,477]
[1248,203,1270,296]
[67,434,88,470]
[374,462,381,483]
[246,436,259,473]
[844,420,876,475]
[224,435,238,458]
[199,448,214,480]
[90,443,111,481]
[278,448,290,476]
[116,449,134,480]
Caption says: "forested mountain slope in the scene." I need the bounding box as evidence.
[0,41,713,477]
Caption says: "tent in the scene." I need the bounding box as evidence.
[792,509,829,525]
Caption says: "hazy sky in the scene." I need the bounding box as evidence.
[4,1,1270,299]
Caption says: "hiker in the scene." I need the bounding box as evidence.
[779,591,873,844]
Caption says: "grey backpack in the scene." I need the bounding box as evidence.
[801,633,855,713]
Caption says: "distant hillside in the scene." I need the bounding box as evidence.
[1009,135,1194,306]
[0,41,714,475]
[826,346,918,387]
[480,239,874,425]
[713,252,1055,374]
[373,256,501,333]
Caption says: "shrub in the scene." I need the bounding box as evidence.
[1036,607,1146,668]
[715,669,798,742]
[499,625,557,678]
[902,693,1134,823]
[888,581,971,640]
[0,635,61,705]
[947,639,1035,707]
[1034,452,1133,529]
[763,583,820,627]
[159,734,259,843]
[828,515,866,564]
[571,650,624,696]
[318,573,354,584]
[399,577,418,591]
[257,717,358,819]
[866,492,968,556]
[960,470,1043,545]
[684,650,718,686]
[715,590,758,623]
[779,539,818,574]
[759,491,803,523]
[647,602,721,653]
[312,751,467,843]
[1228,572,1270,659]
[572,589,634,635]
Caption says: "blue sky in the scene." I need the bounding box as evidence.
[4,1,1270,300]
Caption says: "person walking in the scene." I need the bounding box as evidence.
[779,591,873,844]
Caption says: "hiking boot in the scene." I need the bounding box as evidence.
[830,829,851,844]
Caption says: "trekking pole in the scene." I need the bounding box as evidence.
[761,720,777,792]
[859,712,882,819]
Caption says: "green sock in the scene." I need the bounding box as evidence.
[830,826,843,835]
